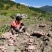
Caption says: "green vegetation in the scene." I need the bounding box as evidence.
[0,0,52,34]
[0,24,10,35]
[40,5,52,13]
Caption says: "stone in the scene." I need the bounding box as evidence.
[33,31,46,36]
[39,24,46,27]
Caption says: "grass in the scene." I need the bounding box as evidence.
[0,13,52,35]
[0,15,35,34]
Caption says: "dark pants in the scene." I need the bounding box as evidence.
[15,26,26,32]
[11,26,26,35]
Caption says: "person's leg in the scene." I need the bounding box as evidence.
[11,29,16,35]
[11,27,20,35]
[15,27,19,32]
[11,26,17,35]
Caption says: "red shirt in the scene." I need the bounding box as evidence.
[11,20,22,28]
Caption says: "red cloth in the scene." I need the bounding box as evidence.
[11,20,22,28]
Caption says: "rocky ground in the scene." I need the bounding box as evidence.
[0,23,52,52]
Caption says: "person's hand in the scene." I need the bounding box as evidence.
[19,29,22,32]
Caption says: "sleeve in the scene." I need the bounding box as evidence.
[11,25,15,29]
[11,21,16,27]
[21,23,24,26]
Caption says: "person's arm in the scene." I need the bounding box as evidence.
[19,23,24,31]
[20,26,24,31]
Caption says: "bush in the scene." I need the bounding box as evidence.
[0,24,10,34]
[0,12,7,15]
[10,14,16,19]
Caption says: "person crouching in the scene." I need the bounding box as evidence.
[11,16,26,35]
